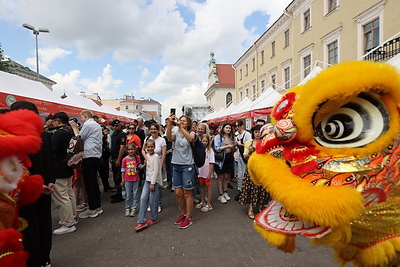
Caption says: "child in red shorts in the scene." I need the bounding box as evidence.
[196,135,215,212]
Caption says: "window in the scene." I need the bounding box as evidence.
[303,55,311,77]
[240,91,243,100]
[321,26,341,64]
[245,64,248,76]
[328,40,338,65]
[284,67,290,89]
[303,9,310,31]
[226,92,232,107]
[261,50,264,65]
[364,18,380,53]
[136,105,139,110]
[245,88,249,97]
[328,0,337,12]
[252,84,256,100]
[271,41,275,57]
[271,74,276,89]
[284,30,289,47]
[126,105,129,110]
[240,69,242,80]
[252,58,255,71]
[261,80,265,91]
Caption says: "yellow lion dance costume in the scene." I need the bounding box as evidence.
[249,61,400,266]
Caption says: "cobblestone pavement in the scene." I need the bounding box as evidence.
[51,182,340,267]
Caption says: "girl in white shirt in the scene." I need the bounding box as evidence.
[196,135,215,212]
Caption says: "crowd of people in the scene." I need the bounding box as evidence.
[4,100,271,267]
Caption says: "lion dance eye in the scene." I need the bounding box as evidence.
[314,92,389,148]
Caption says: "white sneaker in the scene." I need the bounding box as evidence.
[96,208,104,215]
[158,206,162,213]
[125,209,130,217]
[130,209,136,217]
[78,209,98,219]
[147,206,151,212]
[218,195,227,204]
[58,218,78,226]
[53,225,76,235]
[223,192,231,201]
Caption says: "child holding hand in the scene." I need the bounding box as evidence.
[135,139,163,231]
[196,135,215,212]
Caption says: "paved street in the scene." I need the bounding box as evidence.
[51,182,339,267]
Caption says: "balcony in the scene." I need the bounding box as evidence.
[364,36,400,62]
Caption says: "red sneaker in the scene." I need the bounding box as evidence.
[179,218,193,229]
[145,219,159,226]
[134,223,148,232]
[174,214,186,225]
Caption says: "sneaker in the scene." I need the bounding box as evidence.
[134,223,148,232]
[53,225,76,235]
[58,218,78,226]
[145,219,159,226]
[223,192,231,201]
[218,195,227,204]
[174,214,186,225]
[201,205,213,212]
[96,208,104,215]
[227,183,234,189]
[125,209,130,217]
[130,209,136,217]
[179,218,193,229]
[193,198,200,204]
[76,202,88,212]
[78,209,98,219]
[158,206,162,213]
[147,206,151,212]
[195,202,204,209]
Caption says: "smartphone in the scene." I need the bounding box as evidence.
[170,108,176,115]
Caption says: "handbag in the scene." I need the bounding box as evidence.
[214,149,224,161]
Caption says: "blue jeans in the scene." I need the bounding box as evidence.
[124,181,139,210]
[172,164,196,190]
[137,181,159,224]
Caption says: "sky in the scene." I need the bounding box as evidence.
[0,0,292,119]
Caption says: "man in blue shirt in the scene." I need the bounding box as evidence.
[70,110,103,218]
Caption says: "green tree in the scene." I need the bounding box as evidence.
[0,43,9,72]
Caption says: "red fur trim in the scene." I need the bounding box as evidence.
[16,175,44,207]
[0,110,43,158]
[283,143,318,162]
[290,160,318,175]
[272,92,296,120]
[256,136,282,154]
[0,229,27,267]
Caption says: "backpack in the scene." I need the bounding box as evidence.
[63,128,84,168]
[238,131,250,163]
[191,135,206,168]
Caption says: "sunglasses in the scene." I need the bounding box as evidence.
[129,127,135,130]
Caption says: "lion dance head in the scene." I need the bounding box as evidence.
[249,61,400,267]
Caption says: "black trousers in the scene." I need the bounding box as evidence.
[82,157,101,210]
[20,194,52,267]
[111,160,122,197]
[98,157,111,190]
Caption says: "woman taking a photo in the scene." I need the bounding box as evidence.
[166,114,196,229]
[214,122,236,204]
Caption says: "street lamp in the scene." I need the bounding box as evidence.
[22,23,49,81]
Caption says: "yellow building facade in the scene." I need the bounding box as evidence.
[234,0,400,101]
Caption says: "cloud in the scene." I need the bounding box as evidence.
[2,0,293,119]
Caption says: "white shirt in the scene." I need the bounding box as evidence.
[79,118,102,158]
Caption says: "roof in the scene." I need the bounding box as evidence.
[6,59,57,85]
[120,97,161,105]
[215,64,235,86]
[144,110,157,115]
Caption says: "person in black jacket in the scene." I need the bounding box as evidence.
[10,101,56,267]
[51,112,77,235]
